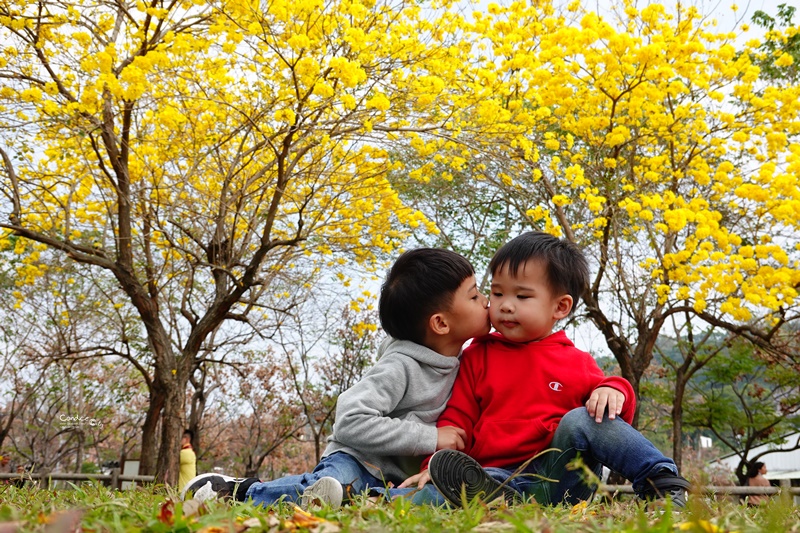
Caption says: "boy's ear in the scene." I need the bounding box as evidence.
[554,295,573,320]
[428,312,450,336]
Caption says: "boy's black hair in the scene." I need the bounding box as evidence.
[183,429,194,440]
[489,231,588,311]
[379,248,475,344]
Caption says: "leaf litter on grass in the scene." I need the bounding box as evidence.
[2,482,799,532]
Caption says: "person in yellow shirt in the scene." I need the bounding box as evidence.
[179,429,197,492]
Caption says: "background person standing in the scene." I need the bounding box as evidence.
[179,429,197,492]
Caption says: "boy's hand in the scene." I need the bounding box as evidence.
[436,426,466,450]
[398,469,431,490]
[586,386,625,423]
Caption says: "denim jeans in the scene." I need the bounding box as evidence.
[387,407,678,506]
[245,452,386,506]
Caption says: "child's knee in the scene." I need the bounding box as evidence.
[560,407,591,429]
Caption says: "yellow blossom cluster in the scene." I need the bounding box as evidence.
[450,0,800,327]
[1,0,798,333]
[0,0,471,299]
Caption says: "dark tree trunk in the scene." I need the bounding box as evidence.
[672,370,686,471]
[154,374,185,486]
[139,388,164,476]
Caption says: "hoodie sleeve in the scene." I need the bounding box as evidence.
[584,356,636,424]
[332,357,439,457]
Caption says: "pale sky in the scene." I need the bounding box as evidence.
[587,0,775,28]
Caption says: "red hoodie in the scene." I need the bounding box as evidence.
[426,330,635,469]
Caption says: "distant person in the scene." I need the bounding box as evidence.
[746,461,771,506]
[13,464,28,489]
[179,429,197,492]
[181,247,491,508]
[0,452,9,486]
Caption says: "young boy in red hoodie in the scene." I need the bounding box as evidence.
[397,231,690,508]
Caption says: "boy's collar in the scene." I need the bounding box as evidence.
[476,330,568,345]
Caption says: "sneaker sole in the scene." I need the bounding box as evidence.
[644,474,691,509]
[429,450,518,507]
[181,473,242,502]
[301,477,344,509]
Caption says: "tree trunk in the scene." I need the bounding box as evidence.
[672,370,686,470]
[139,388,164,476]
[154,372,185,486]
[118,276,189,485]
[189,379,215,459]
[736,459,749,486]
[75,430,84,473]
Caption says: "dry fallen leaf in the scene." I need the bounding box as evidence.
[240,515,280,530]
[158,500,174,525]
[289,506,323,528]
[182,498,205,518]
[235,505,340,532]
[43,509,84,533]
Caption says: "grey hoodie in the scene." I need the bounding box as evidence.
[322,337,460,484]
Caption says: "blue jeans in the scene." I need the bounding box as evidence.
[245,452,386,506]
[387,407,678,506]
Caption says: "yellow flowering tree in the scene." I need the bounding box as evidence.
[0,0,469,483]
[420,0,800,444]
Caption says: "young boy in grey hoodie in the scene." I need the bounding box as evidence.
[181,248,491,507]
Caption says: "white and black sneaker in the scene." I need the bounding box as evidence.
[300,477,344,510]
[428,450,519,507]
[181,473,259,502]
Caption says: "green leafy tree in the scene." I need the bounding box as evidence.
[749,4,800,83]
[683,338,800,485]
[389,153,522,285]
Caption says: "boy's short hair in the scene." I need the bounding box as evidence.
[379,248,475,344]
[489,231,588,310]
[183,429,194,440]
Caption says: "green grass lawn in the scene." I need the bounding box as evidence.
[0,482,798,532]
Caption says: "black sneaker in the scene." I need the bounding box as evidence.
[180,473,259,502]
[640,472,691,509]
[428,450,520,507]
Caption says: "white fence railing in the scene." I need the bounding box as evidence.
[599,483,799,496]
[0,470,155,489]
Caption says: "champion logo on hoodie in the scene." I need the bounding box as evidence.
[549,381,564,392]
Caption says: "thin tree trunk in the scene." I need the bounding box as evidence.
[139,390,164,476]
[75,431,84,473]
[672,371,686,470]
